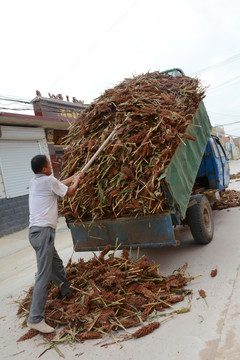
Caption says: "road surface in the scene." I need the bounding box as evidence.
[0,160,239,360]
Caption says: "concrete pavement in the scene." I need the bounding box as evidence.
[0,160,240,360]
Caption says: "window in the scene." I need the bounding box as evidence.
[210,138,219,158]
[215,139,227,159]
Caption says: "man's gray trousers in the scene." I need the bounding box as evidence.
[28,226,70,323]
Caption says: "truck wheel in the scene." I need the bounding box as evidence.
[186,194,214,244]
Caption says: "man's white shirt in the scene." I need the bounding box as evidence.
[29,174,68,229]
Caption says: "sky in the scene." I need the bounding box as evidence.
[1,0,240,137]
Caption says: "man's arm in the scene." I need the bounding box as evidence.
[61,171,85,186]
[61,175,74,186]
[64,172,85,197]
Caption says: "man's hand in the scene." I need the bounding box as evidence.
[76,171,85,179]
[61,171,85,186]
[66,172,85,197]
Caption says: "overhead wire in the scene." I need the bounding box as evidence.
[208,111,240,118]
[215,122,240,127]
[0,108,33,111]
[49,0,140,89]
[206,74,240,94]
[0,96,86,116]
[220,130,240,138]
[1,44,240,136]
[0,95,32,104]
[190,52,240,76]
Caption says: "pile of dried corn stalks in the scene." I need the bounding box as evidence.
[17,247,193,345]
[212,189,240,210]
[60,71,206,222]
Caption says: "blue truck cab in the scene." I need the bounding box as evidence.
[197,135,230,192]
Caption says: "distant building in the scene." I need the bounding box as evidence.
[212,126,240,160]
[221,136,240,160]
[233,137,240,159]
[212,126,225,139]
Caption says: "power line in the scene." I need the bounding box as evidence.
[49,0,140,89]
[0,96,86,112]
[208,111,240,118]
[206,77,240,96]
[190,52,240,76]
[0,106,80,114]
[214,121,240,127]
[0,107,33,111]
[0,95,31,104]
[221,131,240,138]
[207,74,240,92]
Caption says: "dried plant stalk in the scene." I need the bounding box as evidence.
[17,247,195,344]
[59,71,206,222]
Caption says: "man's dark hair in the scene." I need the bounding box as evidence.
[31,155,47,174]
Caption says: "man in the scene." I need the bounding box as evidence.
[27,154,84,333]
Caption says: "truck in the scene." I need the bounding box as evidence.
[66,69,230,251]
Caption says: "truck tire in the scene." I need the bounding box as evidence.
[186,194,214,244]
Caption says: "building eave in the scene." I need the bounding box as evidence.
[0,112,73,130]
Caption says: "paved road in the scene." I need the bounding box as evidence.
[0,161,239,360]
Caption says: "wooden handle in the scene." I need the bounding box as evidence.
[80,124,122,173]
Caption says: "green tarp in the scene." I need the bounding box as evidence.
[163,101,212,219]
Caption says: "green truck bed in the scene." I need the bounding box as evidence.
[67,101,212,251]
[163,101,212,219]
